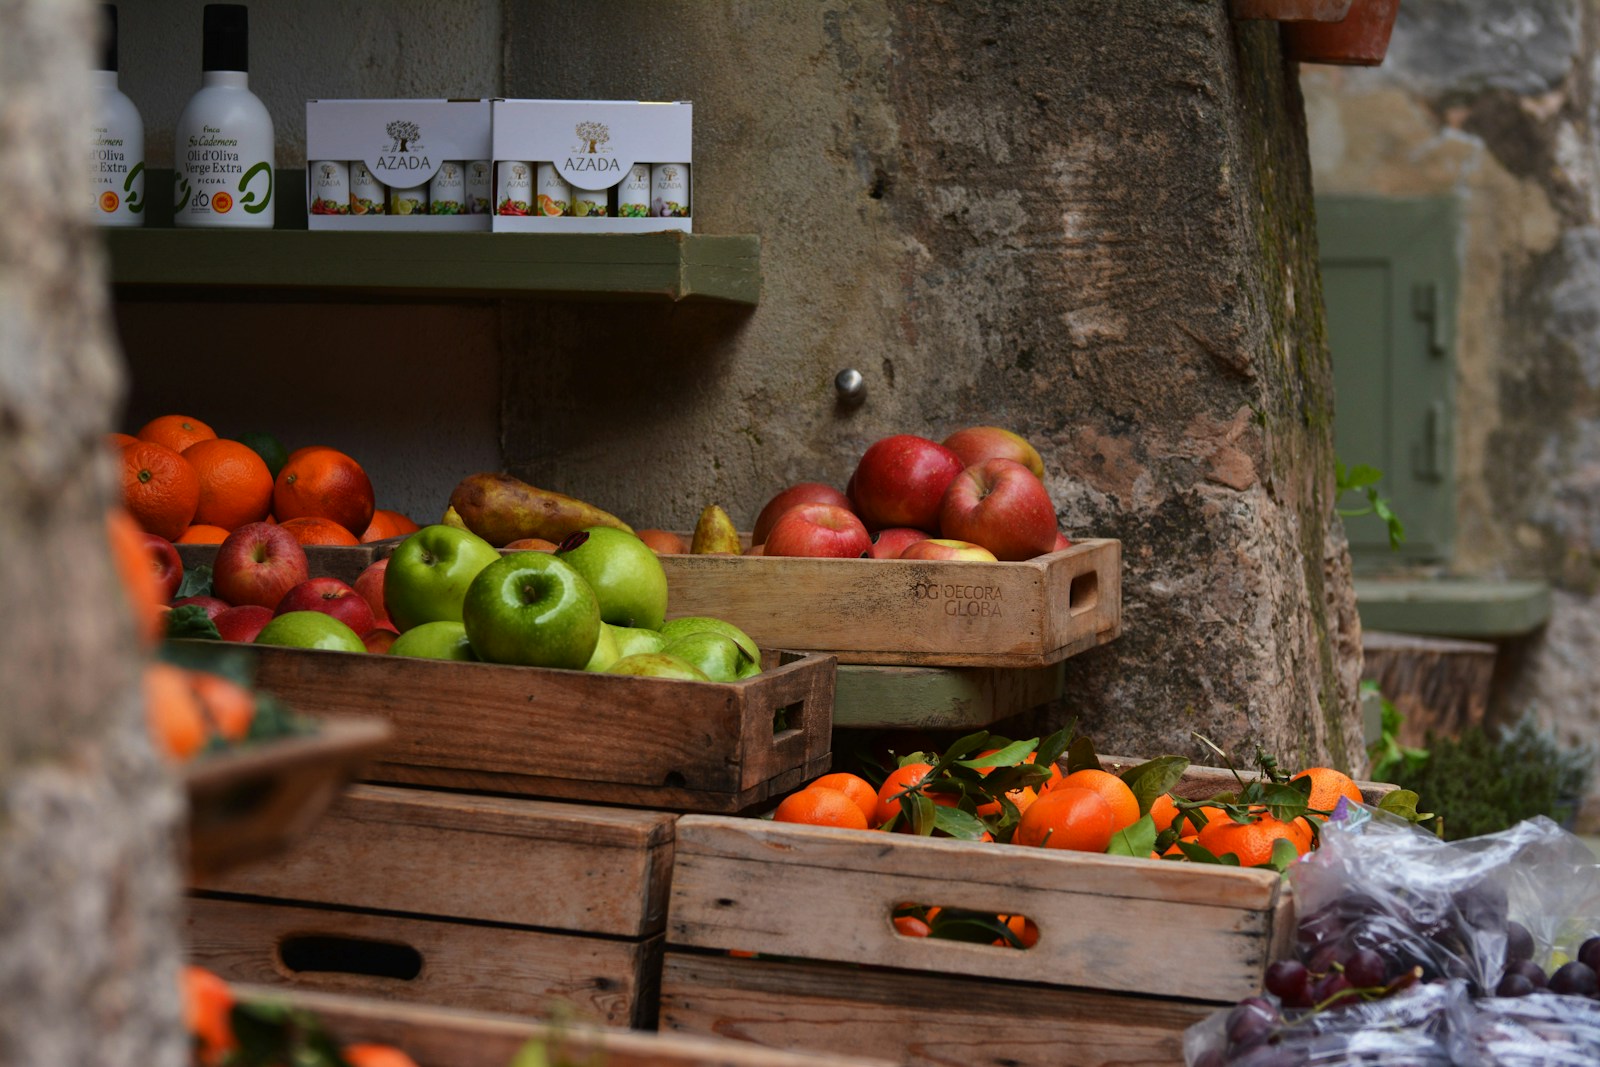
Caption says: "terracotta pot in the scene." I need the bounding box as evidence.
[1283,0,1400,66]
[1231,0,1353,21]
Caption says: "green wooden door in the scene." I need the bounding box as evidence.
[1317,196,1458,567]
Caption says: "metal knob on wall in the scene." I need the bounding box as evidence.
[834,368,865,407]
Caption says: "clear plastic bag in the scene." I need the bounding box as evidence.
[1183,813,1600,1066]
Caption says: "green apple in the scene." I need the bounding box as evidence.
[462,552,601,670]
[606,652,711,681]
[662,632,751,683]
[388,620,477,661]
[659,616,761,676]
[611,625,667,658]
[384,524,502,632]
[584,623,622,672]
[254,610,365,653]
[554,527,669,630]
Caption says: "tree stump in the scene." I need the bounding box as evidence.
[1361,630,1497,747]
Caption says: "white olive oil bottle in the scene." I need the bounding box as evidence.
[92,5,144,226]
[174,4,274,228]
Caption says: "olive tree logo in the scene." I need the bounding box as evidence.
[319,162,338,180]
[574,121,611,154]
[512,163,529,182]
[385,119,422,153]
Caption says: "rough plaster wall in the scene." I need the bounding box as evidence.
[504,1,1362,771]
[1,3,184,1063]
[118,0,506,167]
[1303,0,1600,821]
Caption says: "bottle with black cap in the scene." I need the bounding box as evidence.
[174,3,274,228]
[92,4,144,226]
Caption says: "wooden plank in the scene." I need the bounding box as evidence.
[660,539,1121,667]
[186,896,659,1028]
[105,227,763,305]
[172,641,835,814]
[185,717,392,881]
[193,784,676,938]
[833,662,1065,729]
[659,951,1203,1067]
[667,816,1286,1002]
[233,984,898,1067]
[1096,753,1398,805]
[176,543,379,586]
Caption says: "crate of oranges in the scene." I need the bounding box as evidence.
[658,729,1399,1067]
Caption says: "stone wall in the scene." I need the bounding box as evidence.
[1303,0,1600,822]
[504,0,1364,772]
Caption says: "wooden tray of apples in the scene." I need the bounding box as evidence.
[658,430,1122,669]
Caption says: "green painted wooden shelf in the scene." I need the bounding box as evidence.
[103,229,761,305]
[1354,578,1552,639]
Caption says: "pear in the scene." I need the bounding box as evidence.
[606,653,710,681]
[611,625,667,658]
[440,505,470,531]
[449,472,633,547]
[690,504,742,555]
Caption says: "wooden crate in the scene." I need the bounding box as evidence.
[174,641,835,814]
[230,984,897,1067]
[176,542,381,585]
[659,539,1121,668]
[833,661,1065,729]
[659,818,1284,1066]
[188,784,675,1027]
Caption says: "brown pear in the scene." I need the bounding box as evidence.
[691,504,743,555]
[447,472,633,547]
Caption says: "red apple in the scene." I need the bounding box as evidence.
[213,604,274,643]
[1053,531,1073,552]
[938,458,1058,561]
[352,558,393,629]
[869,527,934,560]
[172,595,229,620]
[751,482,853,547]
[273,576,377,636]
[942,426,1046,479]
[763,503,872,559]
[214,522,310,609]
[634,529,688,555]
[362,627,400,654]
[900,538,998,562]
[139,530,184,603]
[848,435,966,532]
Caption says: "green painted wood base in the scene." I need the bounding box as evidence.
[833,663,1066,730]
[1354,578,1552,639]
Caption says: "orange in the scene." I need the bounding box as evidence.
[893,915,931,938]
[1178,803,1229,839]
[1197,814,1303,866]
[144,662,207,761]
[872,762,958,827]
[273,446,375,535]
[183,438,274,530]
[182,965,236,1066]
[278,515,362,546]
[120,440,200,541]
[809,772,877,824]
[1053,768,1140,832]
[1149,793,1181,834]
[177,524,231,544]
[773,786,869,830]
[974,750,1057,816]
[107,508,166,645]
[341,1045,421,1067]
[999,914,1040,948]
[189,671,255,742]
[1014,786,1116,851]
[1286,815,1316,854]
[360,508,422,543]
[107,431,138,450]
[1293,767,1364,818]
[137,413,216,454]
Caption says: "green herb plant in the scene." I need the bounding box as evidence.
[1336,460,1406,550]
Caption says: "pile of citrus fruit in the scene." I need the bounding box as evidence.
[113,413,418,547]
[762,729,1382,948]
